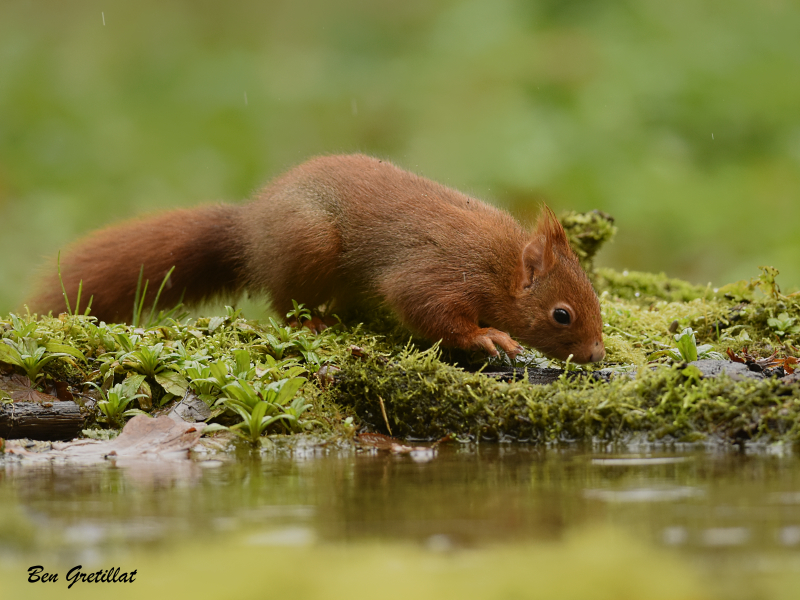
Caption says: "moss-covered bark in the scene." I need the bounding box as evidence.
[336,350,800,444]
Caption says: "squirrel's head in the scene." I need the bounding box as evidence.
[511,206,605,364]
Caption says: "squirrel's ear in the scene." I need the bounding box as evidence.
[519,237,554,289]
[518,205,566,289]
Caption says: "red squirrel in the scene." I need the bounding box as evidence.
[31,154,605,363]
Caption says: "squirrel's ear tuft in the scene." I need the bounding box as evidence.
[534,204,570,251]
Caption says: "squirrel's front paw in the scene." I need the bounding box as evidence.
[471,328,524,360]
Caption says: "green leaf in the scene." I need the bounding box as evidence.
[0,342,22,367]
[122,409,152,418]
[233,349,251,376]
[121,374,147,398]
[227,403,253,422]
[207,316,225,333]
[208,361,230,386]
[273,377,307,406]
[251,401,270,432]
[262,413,293,428]
[158,392,177,407]
[673,328,698,362]
[201,423,229,434]
[155,371,189,396]
[44,342,87,362]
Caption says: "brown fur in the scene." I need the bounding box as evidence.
[30,154,605,362]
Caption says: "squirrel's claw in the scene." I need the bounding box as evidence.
[471,327,524,360]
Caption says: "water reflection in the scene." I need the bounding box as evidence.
[3,445,800,562]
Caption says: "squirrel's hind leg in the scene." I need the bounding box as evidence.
[245,213,345,321]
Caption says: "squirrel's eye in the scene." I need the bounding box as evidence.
[553,308,571,325]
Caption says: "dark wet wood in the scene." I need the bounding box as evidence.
[481,367,613,385]
[0,401,86,441]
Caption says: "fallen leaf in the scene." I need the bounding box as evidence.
[726,348,746,363]
[168,391,212,423]
[726,347,783,370]
[155,370,189,396]
[0,374,59,403]
[356,432,397,449]
[3,415,204,464]
[356,432,435,460]
[784,357,798,375]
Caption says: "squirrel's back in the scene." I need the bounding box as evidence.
[238,154,529,314]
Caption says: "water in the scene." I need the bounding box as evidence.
[2,444,800,598]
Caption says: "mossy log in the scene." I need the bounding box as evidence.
[334,351,800,445]
[0,401,86,441]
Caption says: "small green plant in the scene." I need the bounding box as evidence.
[206,359,234,388]
[204,305,244,334]
[83,321,121,353]
[717,265,789,302]
[261,318,300,359]
[756,266,783,300]
[123,342,183,380]
[123,342,165,377]
[292,335,324,367]
[6,313,40,341]
[647,328,723,363]
[110,330,141,354]
[668,328,720,362]
[92,380,150,428]
[281,395,314,432]
[185,361,218,405]
[768,312,800,338]
[0,337,83,382]
[167,340,206,369]
[258,354,306,382]
[286,300,312,324]
[231,349,256,379]
[209,376,309,443]
[187,354,248,406]
[125,342,189,398]
[94,330,141,378]
[216,380,294,443]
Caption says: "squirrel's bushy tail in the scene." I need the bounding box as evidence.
[30,205,245,322]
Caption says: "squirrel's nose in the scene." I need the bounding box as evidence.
[589,341,605,363]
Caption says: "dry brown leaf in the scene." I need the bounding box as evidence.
[0,374,59,403]
[4,415,205,464]
[356,432,434,458]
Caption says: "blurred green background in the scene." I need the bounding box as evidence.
[1,0,799,315]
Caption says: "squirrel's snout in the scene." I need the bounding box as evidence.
[588,340,606,363]
[566,340,605,364]
[581,340,605,364]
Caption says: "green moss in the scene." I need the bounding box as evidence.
[596,268,710,303]
[560,210,618,274]
[336,347,800,445]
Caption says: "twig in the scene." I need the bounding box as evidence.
[378,396,392,436]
